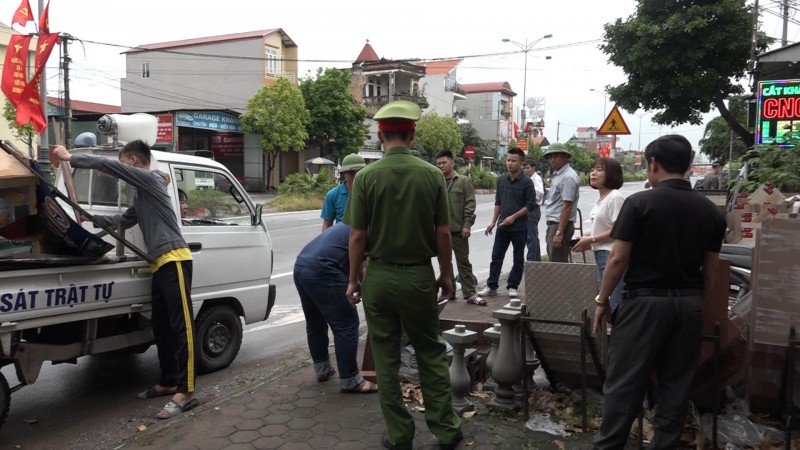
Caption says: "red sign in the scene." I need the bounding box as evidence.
[210,133,244,158]
[156,114,173,143]
[1,35,32,105]
[463,145,476,159]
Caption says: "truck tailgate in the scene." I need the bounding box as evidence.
[0,260,152,326]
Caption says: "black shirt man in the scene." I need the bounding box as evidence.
[591,135,726,450]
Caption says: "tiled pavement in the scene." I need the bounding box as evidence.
[119,341,605,450]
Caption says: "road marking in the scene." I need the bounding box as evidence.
[272,271,293,279]
[245,305,305,333]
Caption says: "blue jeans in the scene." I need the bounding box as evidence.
[526,206,541,262]
[487,227,527,290]
[594,250,624,317]
[293,265,363,391]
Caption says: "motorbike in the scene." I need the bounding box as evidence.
[720,243,752,310]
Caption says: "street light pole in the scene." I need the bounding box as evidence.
[502,34,552,128]
[589,88,607,124]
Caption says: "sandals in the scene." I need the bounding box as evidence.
[341,380,378,394]
[137,386,177,399]
[317,367,336,382]
[466,295,487,306]
[156,398,200,420]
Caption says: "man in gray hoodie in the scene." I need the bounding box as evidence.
[53,140,198,420]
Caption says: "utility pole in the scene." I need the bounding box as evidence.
[62,34,72,147]
[36,0,50,180]
[782,0,790,46]
[556,120,560,142]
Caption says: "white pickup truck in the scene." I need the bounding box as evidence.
[0,120,275,428]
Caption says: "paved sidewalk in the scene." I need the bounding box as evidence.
[118,343,607,449]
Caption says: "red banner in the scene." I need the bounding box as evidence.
[156,114,174,143]
[210,133,244,158]
[16,33,60,132]
[38,0,50,33]
[11,0,33,27]
[1,35,32,105]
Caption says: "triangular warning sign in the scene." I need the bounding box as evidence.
[597,105,631,135]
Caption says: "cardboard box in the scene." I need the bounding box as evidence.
[0,149,37,227]
[748,182,786,205]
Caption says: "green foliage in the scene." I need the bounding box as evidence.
[699,96,748,163]
[3,99,35,146]
[186,189,226,209]
[459,122,493,159]
[563,143,599,175]
[269,194,324,212]
[277,167,337,197]
[457,165,498,189]
[241,78,310,189]
[415,112,464,156]
[300,68,368,160]
[735,144,800,193]
[601,0,760,144]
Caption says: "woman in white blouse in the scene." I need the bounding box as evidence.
[572,158,626,318]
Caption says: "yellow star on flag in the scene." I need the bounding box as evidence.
[39,41,50,53]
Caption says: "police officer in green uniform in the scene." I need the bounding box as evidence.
[344,100,463,450]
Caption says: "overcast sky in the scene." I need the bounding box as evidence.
[2,0,795,154]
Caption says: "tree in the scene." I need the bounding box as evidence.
[601,0,769,146]
[459,122,494,160]
[699,96,748,163]
[240,78,310,191]
[564,143,598,175]
[300,68,368,160]
[3,99,35,147]
[414,112,463,157]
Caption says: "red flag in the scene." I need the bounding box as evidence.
[38,0,51,34]
[1,34,32,106]
[16,33,60,133]
[11,0,34,27]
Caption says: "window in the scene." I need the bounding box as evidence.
[175,168,249,226]
[265,47,278,76]
[72,168,135,207]
[141,61,150,79]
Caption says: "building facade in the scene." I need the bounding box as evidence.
[120,29,301,191]
[417,59,466,117]
[566,126,613,153]
[460,82,516,155]
[348,42,429,153]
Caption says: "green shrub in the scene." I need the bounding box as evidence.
[458,165,497,189]
[623,171,648,183]
[269,193,323,212]
[278,168,337,197]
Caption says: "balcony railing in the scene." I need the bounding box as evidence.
[265,71,297,83]
[363,93,429,111]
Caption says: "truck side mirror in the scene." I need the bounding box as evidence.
[252,203,263,226]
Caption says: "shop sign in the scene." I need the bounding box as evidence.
[210,133,244,158]
[175,111,243,133]
[156,114,173,143]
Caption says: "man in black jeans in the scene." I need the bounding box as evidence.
[591,135,726,449]
[478,147,535,299]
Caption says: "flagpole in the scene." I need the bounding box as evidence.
[36,0,50,180]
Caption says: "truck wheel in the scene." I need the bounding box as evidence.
[0,372,9,430]
[194,305,243,374]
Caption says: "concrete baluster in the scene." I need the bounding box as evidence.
[489,305,522,412]
[482,323,502,392]
[443,324,478,414]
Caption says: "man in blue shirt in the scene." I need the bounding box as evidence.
[294,222,377,393]
[321,154,365,231]
[478,147,536,298]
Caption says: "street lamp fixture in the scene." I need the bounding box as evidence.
[589,88,608,122]
[502,34,553,126]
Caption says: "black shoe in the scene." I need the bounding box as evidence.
[382,433,395,450]
[428,429,463,449]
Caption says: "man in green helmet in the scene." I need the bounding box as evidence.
[321,153,366,232]
[344,100,463,450]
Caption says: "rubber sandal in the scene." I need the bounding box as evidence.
[137,386,177,399]
[466,296,487,306]
[317,367,335,382]
[156,398,199,420]
[341,380,378,394]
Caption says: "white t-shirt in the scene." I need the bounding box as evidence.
[589,190,626,252]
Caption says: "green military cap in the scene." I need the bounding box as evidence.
[374,100,422,122]
[341,153,366,172]
[543,143,572,159]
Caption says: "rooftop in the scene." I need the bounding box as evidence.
[123,29,296,54]
[460,81,516,96]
